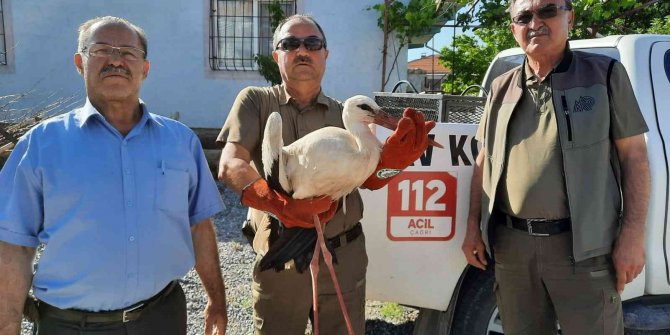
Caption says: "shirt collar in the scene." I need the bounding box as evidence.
[524,61,538,84]
[76,98,154,128]
[278,84,330,108]
[521,42,572,85]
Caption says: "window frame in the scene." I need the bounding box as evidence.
[209,0,296,72]
[0,0,7,66]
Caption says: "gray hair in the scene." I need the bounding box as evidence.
[272,14,327,50]
[509,0,573,16]
[77,16,148,57]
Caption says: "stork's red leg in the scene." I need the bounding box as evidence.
[313,215,355,335]
[310,228,321,335]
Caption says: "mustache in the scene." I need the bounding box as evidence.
[100,65,131,76]
[527,26,549,39]
[294,55,312,64]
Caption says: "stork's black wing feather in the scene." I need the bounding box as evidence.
[259,224,338,273]
[265,155,293,198]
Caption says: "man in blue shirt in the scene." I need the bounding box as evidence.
[0,16,227,335]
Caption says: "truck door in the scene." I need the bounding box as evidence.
[650,41,670,288]
[360,123,477,310]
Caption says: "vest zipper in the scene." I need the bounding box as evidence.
[550,79,574,258]
[561,95,573,141]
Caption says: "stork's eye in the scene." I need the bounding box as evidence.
[357,104,374,112]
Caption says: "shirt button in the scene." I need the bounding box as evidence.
[127,201,133,207]
[128,273,135,278]
[125,168,131,174]
[129,236,135,242]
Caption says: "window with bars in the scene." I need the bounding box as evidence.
[0,0,6,65]
[209,0,296,71]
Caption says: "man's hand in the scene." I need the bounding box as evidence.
[461,223,488,271]
[204,299,228,335]
[462,148,487,271]
[612,227,645,293]
[612,134,650,293]
[362,108,436,190]
[241,178,338,228]
[192,220,228,335]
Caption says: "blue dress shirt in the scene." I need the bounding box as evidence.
[0,100,224,311]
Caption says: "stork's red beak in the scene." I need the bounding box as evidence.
[373,110,444,149]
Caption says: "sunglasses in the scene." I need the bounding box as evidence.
[275,36,326,51]
[512,3,571,25]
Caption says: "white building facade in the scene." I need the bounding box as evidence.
[0,0,407,128]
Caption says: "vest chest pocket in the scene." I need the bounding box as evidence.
[156,166,190,213]
[563,89,610,147]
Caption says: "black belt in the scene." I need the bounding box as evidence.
[506,215,571,236]
[328,222,363,249]
[33,281,178,324]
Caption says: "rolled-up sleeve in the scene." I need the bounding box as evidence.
[216,87,262,152]
[0,135,43,247]
[609,61,648,139]
[187,134,225,225]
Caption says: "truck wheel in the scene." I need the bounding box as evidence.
[450,268,503,335]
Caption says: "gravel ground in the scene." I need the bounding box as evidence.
[20,182,417,335]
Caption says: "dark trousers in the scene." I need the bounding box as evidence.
[493,224,623,335]
[33,284,187,335]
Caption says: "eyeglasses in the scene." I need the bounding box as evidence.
[512,3,571,25]
[275,36,326,51]
[81,43,146,61]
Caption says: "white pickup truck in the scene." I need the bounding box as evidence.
[361,34,670,334]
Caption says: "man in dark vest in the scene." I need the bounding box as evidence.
[462,1,650,334]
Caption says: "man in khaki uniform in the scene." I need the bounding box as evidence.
[462,1,650,334]
[217,15,432,335]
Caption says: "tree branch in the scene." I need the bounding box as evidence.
[585,0,662,34]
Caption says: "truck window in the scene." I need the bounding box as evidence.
[483,55,524,93]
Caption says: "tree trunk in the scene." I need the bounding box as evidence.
[381,0,391,91]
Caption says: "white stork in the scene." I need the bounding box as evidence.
[261,95,440,335]
[262,95,386,201]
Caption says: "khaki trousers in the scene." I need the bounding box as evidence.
[493,224,623,335]
[252,234,367,335]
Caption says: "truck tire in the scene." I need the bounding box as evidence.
[412,267,503,335]
[450,267,503,335]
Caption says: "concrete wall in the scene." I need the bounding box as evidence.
[0,0,407,128]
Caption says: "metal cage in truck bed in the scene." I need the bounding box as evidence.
[373,92,485,124]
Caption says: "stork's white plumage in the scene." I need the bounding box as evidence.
[262,95,384,201]
[261,95,389,335]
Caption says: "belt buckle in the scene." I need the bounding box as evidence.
[527,220,549,237]
[122,303,144,323]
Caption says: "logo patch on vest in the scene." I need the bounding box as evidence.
[376,168,401,179]
[573,96,595,113]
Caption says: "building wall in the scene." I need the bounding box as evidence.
[0,0,407,128]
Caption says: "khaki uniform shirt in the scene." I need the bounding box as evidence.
[495,62,570,219]
[217,85,364,254]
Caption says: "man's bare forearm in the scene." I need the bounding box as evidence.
[0,241,35,334]
[467,149,485,229]
[218,143,262,194]
[191,220,227,305]
[616,135,651,232]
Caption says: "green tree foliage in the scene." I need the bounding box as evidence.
[440,0,670,94]
[255,0,285,86]
[648,16,670,34]
[440,28,516,95]
[368,0,463,89]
